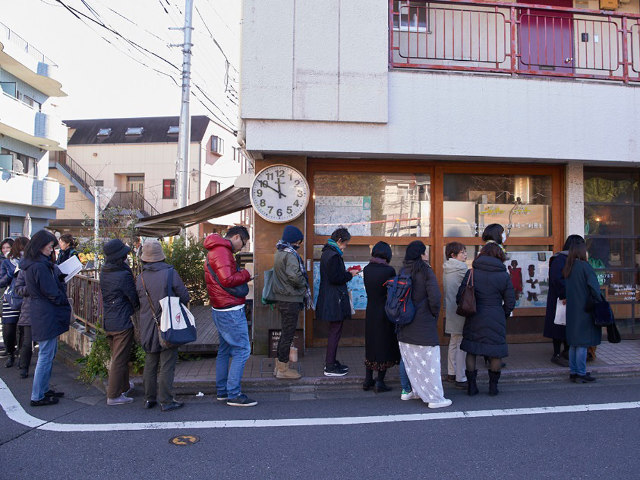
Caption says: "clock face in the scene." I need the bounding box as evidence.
[250,165,310,223]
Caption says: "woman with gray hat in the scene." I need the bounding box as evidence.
[100,239,140,406]
[135,240,189,412]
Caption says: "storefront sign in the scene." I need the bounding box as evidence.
[268,329,305,358]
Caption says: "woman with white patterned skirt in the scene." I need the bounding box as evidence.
[396,241,451,409]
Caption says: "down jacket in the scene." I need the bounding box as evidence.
[272,248,307,303]
[21,254,71,342]
[315,243,353,322]
[100,259,140,332]
[203,234,251,309]
[136,261,190,353]
[458,255,515,358]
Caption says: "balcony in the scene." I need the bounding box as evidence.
[0,168,65,209]
[391,0,640,84]
[0,21,66,97]
[108,191,160,217]
[0,92,67,150]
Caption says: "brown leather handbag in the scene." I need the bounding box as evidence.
[456,269,477,317]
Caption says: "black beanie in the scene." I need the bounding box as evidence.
[404,240,426,262]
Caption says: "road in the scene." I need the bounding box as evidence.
[0,363,639,479]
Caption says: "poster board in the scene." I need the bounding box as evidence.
[505,251,552,308]
[313,261,367,311]
[314,196,371,236]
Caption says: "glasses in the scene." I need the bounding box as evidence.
[241,238,247,249]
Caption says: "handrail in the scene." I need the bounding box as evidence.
[108,191,160,217]
[55,152,96,194]
[0,21,58,66]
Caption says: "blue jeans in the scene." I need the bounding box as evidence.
[212,307,251,399]
[31,338,58,401]
[569,346,588,376]
[399,359,412,392]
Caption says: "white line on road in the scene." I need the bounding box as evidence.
[1,378,639,433]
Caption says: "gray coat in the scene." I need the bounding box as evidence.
[135,262,190,353]
[272,249,307,303]
[443,258,468,335]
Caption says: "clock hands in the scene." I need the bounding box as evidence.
[260,180,286,198]
[275,178,286,199]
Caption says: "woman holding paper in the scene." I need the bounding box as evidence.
[21,230,71,406]
[56,234,79,265]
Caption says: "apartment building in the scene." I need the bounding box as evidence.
[241,0,640,352]
[0,21,66,237]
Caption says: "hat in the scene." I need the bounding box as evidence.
[282,225,304,244]
[141,240,165,262]
[404,240,426,262]
[103,239,130,261]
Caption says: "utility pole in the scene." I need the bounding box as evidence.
[174,0,194,216]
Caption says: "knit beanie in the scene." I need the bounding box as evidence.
[404,240,426,262]
[282,225,304,244]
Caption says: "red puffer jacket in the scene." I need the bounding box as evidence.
[204,234,251,309]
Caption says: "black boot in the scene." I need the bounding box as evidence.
[5,354,15,368]
[465,369,479,396]
[488,370,501,396]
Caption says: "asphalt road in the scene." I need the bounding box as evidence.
[1,362,639,480]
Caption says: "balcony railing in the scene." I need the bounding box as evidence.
[54,152,96,195]
[0,167,65,209]
[0,21,57,67]
[108,191,159,217]
[390,0,640,84]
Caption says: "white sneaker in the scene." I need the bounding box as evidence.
[428,398,452,409]
[107,394,134,406]
[400,389,418,401]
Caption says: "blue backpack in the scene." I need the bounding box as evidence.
[384,270,417,326]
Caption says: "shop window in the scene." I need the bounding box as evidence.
[584,168,640,336]
[313,172,431,237]
[162,179,176,199]
[443,174,552,237]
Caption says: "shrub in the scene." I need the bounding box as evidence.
[162,236,208,305]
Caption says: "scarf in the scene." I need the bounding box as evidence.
[486,240,507,255]
[368,257,388,265]
[276,240,312,309]
[327,239,343,256]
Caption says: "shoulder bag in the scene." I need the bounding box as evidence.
[207,262,249,298]
[456,269,476,317]
[261,268,277,305]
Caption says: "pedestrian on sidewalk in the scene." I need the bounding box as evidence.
[272,226,310,380]
[21,230,70,407]
[563,238,601,384]
[14,269,33,378]
[363,241,400,393]
[443,241,468,389]
[136,240,189,412]
[458,239,515,397]
[543,236,585,367]
[101,239,140,406]
[0,236,29,368]
[316,228,358,377]
[397,241,451,409]
[204,227,257,407]
[0,238,13,354]
[56,234,78,265]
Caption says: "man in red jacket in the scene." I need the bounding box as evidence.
[204,226,256,407]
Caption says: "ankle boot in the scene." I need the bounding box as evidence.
[465,369,479,396]
[488,370,501,396]
[5,353,15,368]
[275,359,301,379]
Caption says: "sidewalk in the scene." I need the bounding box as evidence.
[170,340,640,394]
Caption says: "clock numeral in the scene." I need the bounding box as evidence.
[276,208,283,217]
[267,206,273,214]
[287,206,292,215]
[293,200,300,207]
[259,199,266,207]
[294,180,300,186]
[297,190,303,197]
[256,189,262,197]
[276,169,284,178]
[266,173,274,180]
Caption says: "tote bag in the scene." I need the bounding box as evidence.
[553,301,566,326]
[158,268,197,346]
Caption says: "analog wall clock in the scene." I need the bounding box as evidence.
[250,164,310,223]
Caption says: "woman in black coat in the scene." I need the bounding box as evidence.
[543,235,585,366]
[100,239,140,406]
[458,241,515,397]
[363,241,400,393]
[315,228,358,377]
[21,230,71,406]
[56,234,79,265]
[14,270,33,378]
[396,241,451,409]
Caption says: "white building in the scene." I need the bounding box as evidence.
[0,21,66,237]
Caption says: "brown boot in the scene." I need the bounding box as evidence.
[275,359,301,379]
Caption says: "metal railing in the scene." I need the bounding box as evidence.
[54,152,96,194]
[0,21,58,67]
[108,191,160,217]
[390,0,640,84]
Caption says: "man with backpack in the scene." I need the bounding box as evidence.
[204,226,256,407]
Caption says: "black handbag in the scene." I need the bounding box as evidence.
[606,322,622,343]
[593,299,615,326]
[456,269,476,317]
[206,262,249,298]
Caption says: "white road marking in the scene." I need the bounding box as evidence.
[1,378,639,433]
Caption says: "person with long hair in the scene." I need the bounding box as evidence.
[397,241,451,408]
[362,241,400,393]
[458,241,516,396]
[563,239,601,383]
[21,230,71,406]
[0,236,29,367]
[56,234,78,265]
[543,235,585,366]
[0,238,13,261]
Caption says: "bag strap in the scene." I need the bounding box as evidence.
[140,272,160,326]
[166,267,174,297]
[207,261,237,296]
[468,269,474,287]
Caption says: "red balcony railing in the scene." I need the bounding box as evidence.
[390,0,640,84]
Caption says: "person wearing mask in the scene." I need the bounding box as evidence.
[563,239,601,383]
[101,239,140,406]
[443,241,469,389]
[0,236,29,367]
[21,230,70,406]
[272,226,310,380]
[543,235,585,366]
[136,240,189,411]
[56,234,78,265]
[204,226,256,407]
[316,228,359,377]
[397,241,451,409]
[363,241,400,393]
[458,241,516,397]
[0,238,13,261]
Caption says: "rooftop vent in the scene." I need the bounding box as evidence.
[167,125,179,134]
[97,128,112,136]
[125,127,144,136]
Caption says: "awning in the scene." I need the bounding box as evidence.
[135,185,251,237]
